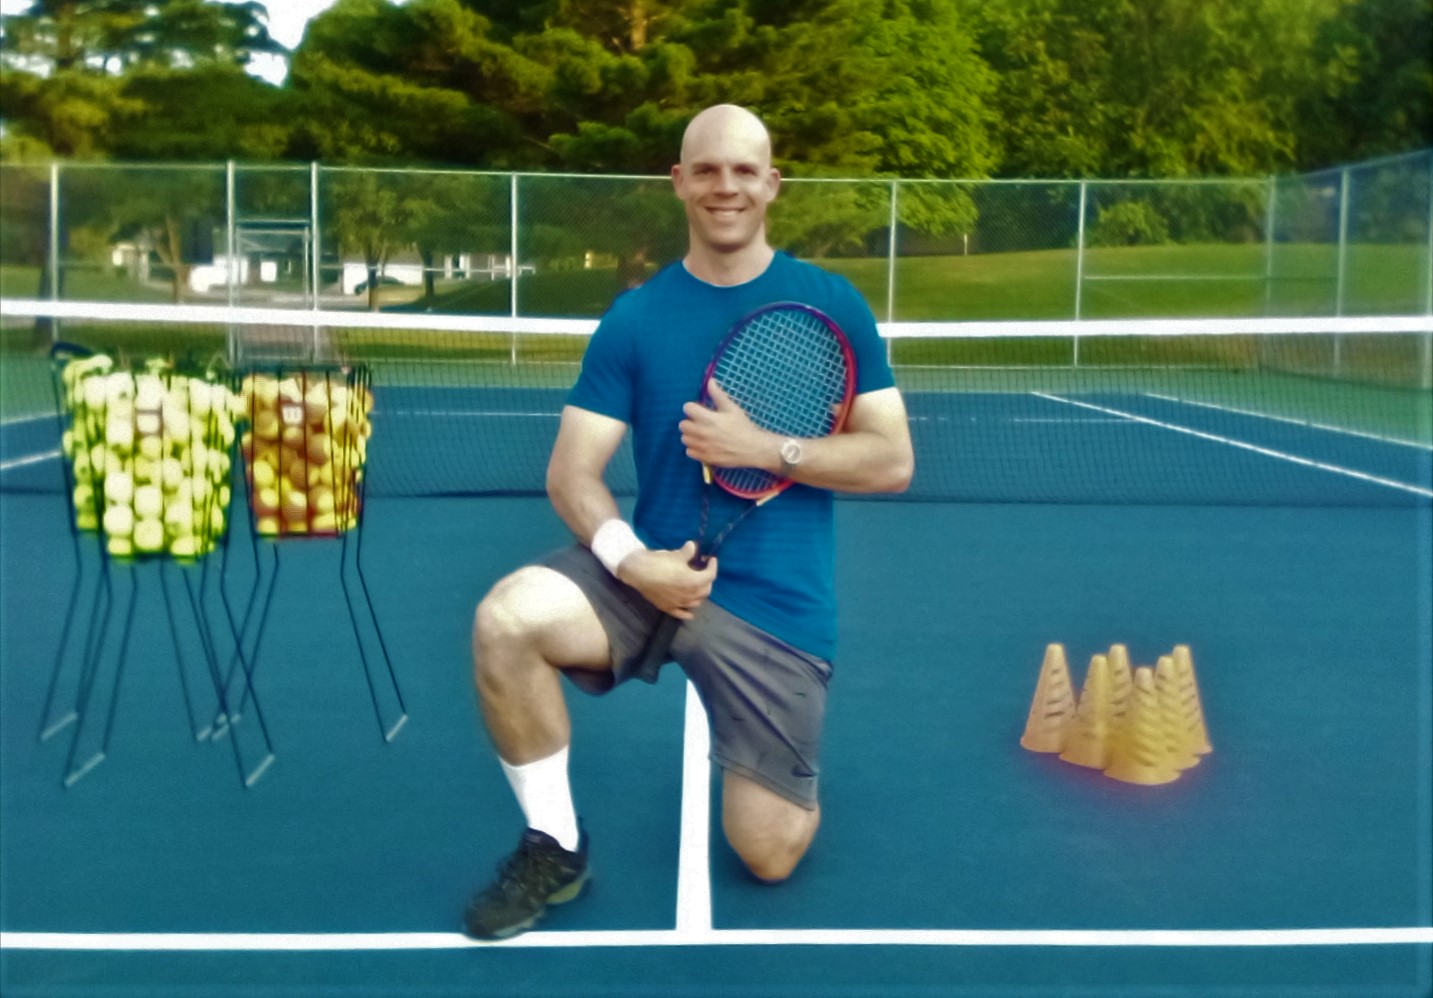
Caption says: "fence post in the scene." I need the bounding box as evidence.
[1423,155,1432,389]
[1074,180,1088,362]
[226,160,237,311]
[48,162,60,312]
[310,162,322,313]
[1333,166,1351,375]
[886,179,898,366]
[1263,175,1277,316]
[510,173,520,365]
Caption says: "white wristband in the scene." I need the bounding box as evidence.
[590,519,646,576]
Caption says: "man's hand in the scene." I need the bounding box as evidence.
[679,380,775,471]
[617,542,718,620]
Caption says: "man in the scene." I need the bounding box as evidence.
[464,104,914,940]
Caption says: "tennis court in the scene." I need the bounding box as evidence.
[1,305,1430,996]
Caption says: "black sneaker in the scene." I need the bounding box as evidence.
[463,827,590,940]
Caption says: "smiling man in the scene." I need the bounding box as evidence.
[461,104,914,940]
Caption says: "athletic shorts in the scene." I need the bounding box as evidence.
[536,545,832,809]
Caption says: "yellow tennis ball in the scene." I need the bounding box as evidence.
[133,485,163,519]
[309,485,335,516]
[251,459,276,490]
[134,518,165,553]
[310,512,337,534]
[107,536,134,558]
[281,488,307,522]
[168,534,200,559]
[255,516,280,536]
[103,504,134,539]
[305,432,332,466]
[303,381,331,424]
[104,470,135,506]
[254,410,281,442]
[165,501,195,535]
[254,486,280,517]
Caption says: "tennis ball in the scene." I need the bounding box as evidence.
[280,424,305,449]
[277,377,303,406]
[105,414,135,453]
[303,381,331,424]
[254,486,279,518]
[165,501,195,535]
[254,410,281,442]
[135,375,164,412]
[255,516,280,536]
[132,456,157,484]
[305,432,332,466]
[104,470,135,506]
[208,505,226,536]
[281,488,307,522]
[168,534,199,559]
[161,457,185,491]
[81,378,106,411]
[254,376,280,407]
[309,485,335,517]
[107,536,133,558]
[75,507,98,532]
[134,518,164,553]
[102,504,134,539]
[104,372,134,403]
[133,485,163,519]
[286,457,307,491]
[310,512,337,534]
[137,434,163,463]
[307,462,333,489]
[251,458,276,490]
[161,402,189,441]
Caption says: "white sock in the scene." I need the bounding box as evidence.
[499,746,580,851]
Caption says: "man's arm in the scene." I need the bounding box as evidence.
[548,405,717,619]
[679,383,914,494]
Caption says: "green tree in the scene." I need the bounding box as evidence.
[1297,0,1433,168]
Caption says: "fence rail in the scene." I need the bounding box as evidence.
[1,150,1429,323]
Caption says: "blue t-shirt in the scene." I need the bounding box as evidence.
[567,252,894,660]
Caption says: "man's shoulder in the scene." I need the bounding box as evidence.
[770,253,873,326]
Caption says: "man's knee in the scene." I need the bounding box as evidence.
[474,568,546,652]
[722,776,821,883]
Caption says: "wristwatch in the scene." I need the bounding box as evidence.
[779,438,803,476]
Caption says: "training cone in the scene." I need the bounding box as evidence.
[1171,644,1213,755]
[1059,653,1116,769]
[1155,656,1201,770]
[1020,643,1078,753]
[1106,643,1134,730]
[1103,667,1180,785]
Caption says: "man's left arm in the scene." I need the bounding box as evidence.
[679,382,914,495]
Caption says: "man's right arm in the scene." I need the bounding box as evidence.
[547,406,716,620]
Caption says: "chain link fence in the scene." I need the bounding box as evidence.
[2,150,1429,322]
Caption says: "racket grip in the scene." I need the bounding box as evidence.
[633,615,681,684]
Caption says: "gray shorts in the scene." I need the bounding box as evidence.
[536,545,832,809]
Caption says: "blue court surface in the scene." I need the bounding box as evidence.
[2,373,1432,996]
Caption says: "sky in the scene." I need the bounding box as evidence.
[0,0,361,85]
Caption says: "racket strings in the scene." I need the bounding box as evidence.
[712,309,851,497]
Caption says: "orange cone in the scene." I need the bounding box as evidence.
[1107,643,1133,729]
[1156,655,1201,770]
[1103,667,1180,785]
[1020,643,1078,753]
[1059,653,1115,769]
[1171,644,1213,755]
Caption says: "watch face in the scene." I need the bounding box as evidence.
[780,439,802,466]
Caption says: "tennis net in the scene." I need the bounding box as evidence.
[2,299,1429,507]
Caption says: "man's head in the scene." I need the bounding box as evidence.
[672,105,781,266]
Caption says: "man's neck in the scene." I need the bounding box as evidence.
[682,243,776,287]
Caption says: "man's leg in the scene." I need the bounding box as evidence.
[465,564,611,939]
[722,770,821,883]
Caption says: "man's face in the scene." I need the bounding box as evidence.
[671,118,780,256]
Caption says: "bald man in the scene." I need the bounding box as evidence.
[463,104,913,940]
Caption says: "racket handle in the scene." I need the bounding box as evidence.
[633,615,680,684]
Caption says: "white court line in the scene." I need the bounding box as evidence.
[674,681,713,935]
[1035,393,1433,498]
[3,927,1430,951]
[0,449,59,472]
[0,412,58,427]
[1145,393,1433,451]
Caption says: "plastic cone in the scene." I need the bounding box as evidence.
[1059,654,1115,769]
[1107,643,1133,729]
[1171,644,1213,754]
[1020,643,1078,753]
[1155,656,1201,769]
[1103,667,1180,785]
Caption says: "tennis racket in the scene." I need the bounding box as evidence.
[632,302,857,683]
